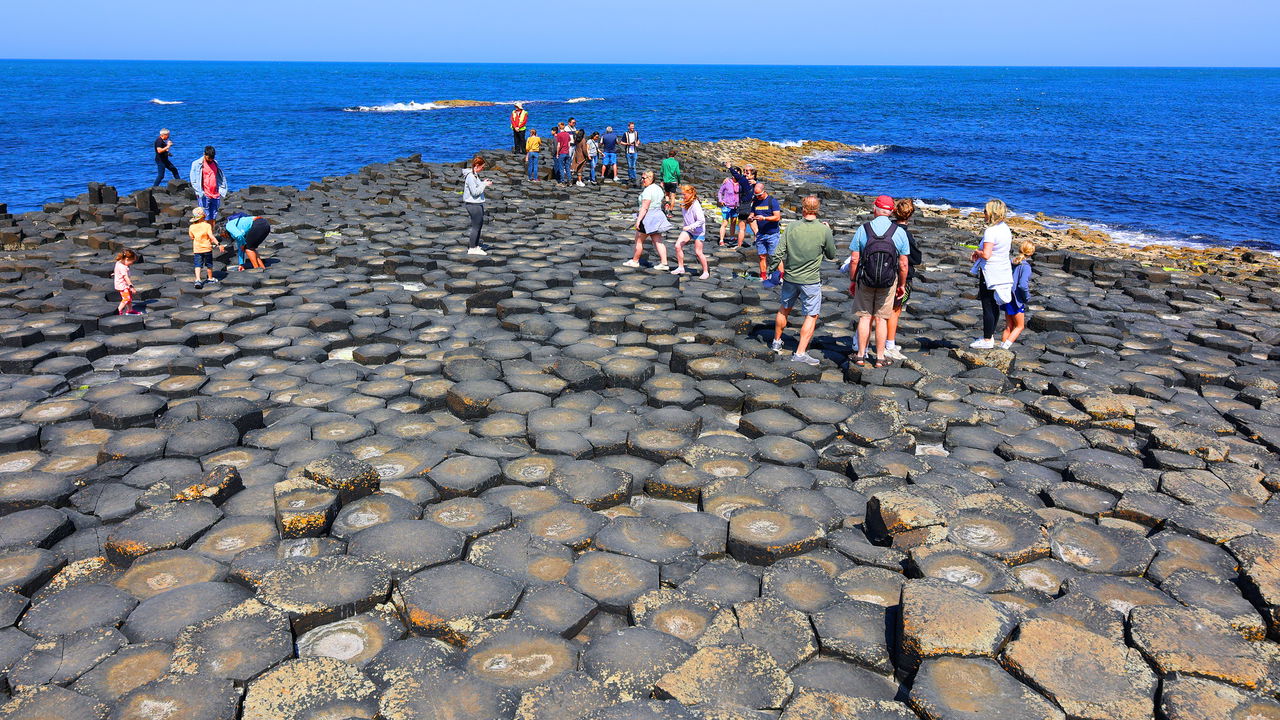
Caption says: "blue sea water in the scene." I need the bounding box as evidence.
[0,61,1277,248]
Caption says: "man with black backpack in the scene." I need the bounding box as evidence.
[848,195,910,367]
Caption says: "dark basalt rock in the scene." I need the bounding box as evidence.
[0,144,1276,719]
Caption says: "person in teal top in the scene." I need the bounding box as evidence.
[660,149,682,206]
[222,213,271,270]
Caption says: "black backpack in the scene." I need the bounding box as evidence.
[856,222,900,289]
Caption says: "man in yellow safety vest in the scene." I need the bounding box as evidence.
[510,104,529,154]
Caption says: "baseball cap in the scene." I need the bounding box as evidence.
[874,195,894,211]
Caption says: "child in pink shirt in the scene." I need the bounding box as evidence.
[114,249,140,315]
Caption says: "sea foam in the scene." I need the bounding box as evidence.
[343,101,442,113]
[149,99,183,105]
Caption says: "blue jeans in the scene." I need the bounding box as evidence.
[589,159,597,183]
[557,154,570,183]
[527,152,540,180]
[626,152,637,179]
[199,195,221,220]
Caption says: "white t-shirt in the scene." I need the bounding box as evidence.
[981,222,1014,288]
[639,184,664,212]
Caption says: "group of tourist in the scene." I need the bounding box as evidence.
[764,193,1035,367]
[495,109,1040,367]
[513,106,640,185]
[613,160,1036,367]
[114,130,278,313]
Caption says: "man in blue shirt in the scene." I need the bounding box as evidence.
[750,183,782,280]
[848,194,910,367]
[600,127,619,182]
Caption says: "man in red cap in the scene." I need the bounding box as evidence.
[847,194,911,367]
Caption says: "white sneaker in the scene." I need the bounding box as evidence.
[576,181,586,187]
[699,272,710,280]
[671,267,687,275]
[791,352,820,366]
[771,339,784,352]
[654,264,671,271]
[622,259,641,268]
[1000,340,1013,350]
[969,338,995,349]
[467,247,487,256]
[886,346,906,360]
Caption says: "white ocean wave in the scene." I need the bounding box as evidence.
[767,140,808,148]
[344,97,601,112]
[149,99,183,105]
[343,101,443,113]
[851,144,891,154]
[914,200,955,211]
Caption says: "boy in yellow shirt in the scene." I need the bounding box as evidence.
[189,206,224,289]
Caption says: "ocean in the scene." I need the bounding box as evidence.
[1,61,1276,249]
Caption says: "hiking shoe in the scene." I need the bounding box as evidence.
[771,339,784,352]
[467,247,487,256]
[622,259,641,268]
[791,352,820,366]
[654,264,671,271]
[969,338,995,349]
[671,267,687,275]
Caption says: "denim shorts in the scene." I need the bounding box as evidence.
[756,232,780,256]
[193,251,213,268]
[602,152,617,165]
[780,281,822,316]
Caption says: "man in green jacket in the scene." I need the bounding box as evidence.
[660,149,682,206]
[769,195,837,366]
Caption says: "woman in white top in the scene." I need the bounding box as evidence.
[462,155,493,256]
[970,198,1014,349]
[622,170,671,270]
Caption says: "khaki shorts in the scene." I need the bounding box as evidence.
[854,282,897,319]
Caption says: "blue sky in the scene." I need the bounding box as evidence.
[6,0,1278,66]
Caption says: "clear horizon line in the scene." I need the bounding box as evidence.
[1,57,1277,70]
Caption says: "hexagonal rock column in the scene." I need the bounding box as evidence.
[910,656,1064,720]
[1129,605,1270,691]
[899,579,1016,672]
[257,555,391,634]
[104,500,223,565]
[654,643,794,711]
[273,478,339,539]
[242,656,379,720]
[1002,617,1157,720]
[727,509,825,565]
[393,561,521,647]
[302,452,380,503]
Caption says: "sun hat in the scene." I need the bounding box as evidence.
[874,195,895,211]
[192,207,206,220]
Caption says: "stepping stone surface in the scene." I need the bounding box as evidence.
[0,141,1277,719]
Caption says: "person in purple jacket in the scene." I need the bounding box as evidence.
[672,185,709,278]
[717,173,739,247]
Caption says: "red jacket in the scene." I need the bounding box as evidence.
[510,109,528,131]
